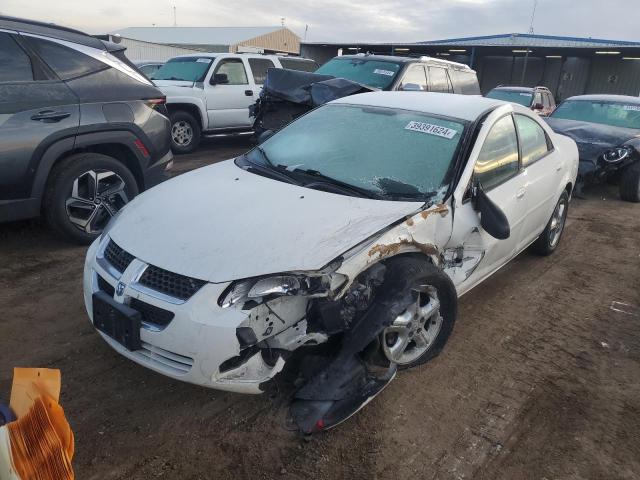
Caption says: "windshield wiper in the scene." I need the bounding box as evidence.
[291,168,381,199]
[238,150,301,186]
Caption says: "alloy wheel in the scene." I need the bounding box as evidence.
[172,120,193,146]
[381,285,443,365]
[549,197,567,248]
[65,170,129,234]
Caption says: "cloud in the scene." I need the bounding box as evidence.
[2,0,639,43]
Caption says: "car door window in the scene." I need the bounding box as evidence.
[542,93,551,109]
[429,67,452,93]
[514,114,551,166]
[400,65,427,91]
[27,37,106,80]
[214,58,248,85]
[248,58,275,85]
[0,33,34,82]
[474,115,520,190]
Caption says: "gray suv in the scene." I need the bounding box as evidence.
[0,16,173,243]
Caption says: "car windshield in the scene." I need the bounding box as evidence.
[245,104,466,200]
[551,99,640,130]
[486,89,533,107]
[152,57,213,81]
[315,58,402,89]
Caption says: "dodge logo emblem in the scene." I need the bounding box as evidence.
[116,281,126,296]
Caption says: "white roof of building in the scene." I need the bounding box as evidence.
[331,92,507,122]
[110,26,286,45]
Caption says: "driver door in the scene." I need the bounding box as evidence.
[205,57,256,129]
[443,112,528,295]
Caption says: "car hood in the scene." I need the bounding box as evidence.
[545,117,640,163]
[109,160,422,283]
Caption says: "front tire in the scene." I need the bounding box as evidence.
[619,164,640,202]
[531,190,569,256]
[373,257,457,369]
[43,153,139,244]
[170,111,201,154]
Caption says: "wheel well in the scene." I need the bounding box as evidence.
[166,103,203,130]
[54,144,144,191]
[565,182,573,196]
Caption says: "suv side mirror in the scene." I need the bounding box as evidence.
[210,73,229,85]
[474,183,510,239]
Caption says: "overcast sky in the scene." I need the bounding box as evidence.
[2,0,638,43]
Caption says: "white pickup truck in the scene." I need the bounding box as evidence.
[152,53,318,153]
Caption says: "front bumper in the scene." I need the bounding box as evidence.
[82,237,284,394]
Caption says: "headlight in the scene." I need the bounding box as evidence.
[219,270,347,308]
[603,146,632,163]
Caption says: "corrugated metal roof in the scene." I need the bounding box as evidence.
[417,33,640,48]
[110,26,285,46]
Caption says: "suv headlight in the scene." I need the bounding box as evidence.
[603,146,633,163]
[219,269,347,309]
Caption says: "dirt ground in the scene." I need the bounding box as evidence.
[1,136,639,480]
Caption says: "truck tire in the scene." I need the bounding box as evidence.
[620,164,640,202]
[43,153,138,244]
[169,110,201,154]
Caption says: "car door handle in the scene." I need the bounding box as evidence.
[516,188,526,199]
[31,110,71,122]
[244,90,254,96]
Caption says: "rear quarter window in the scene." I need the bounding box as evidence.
[27,37,106,80]
[450,69,480,95]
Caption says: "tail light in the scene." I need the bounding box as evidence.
[145,97,169,117]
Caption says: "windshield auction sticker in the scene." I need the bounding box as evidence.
[196,58,212,63]
[623,105,640,111]
[373,69,396,76]
[405,121,458,139]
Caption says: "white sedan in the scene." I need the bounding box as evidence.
[83,92,578,433]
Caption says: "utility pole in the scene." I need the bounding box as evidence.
[173,6,177,27]
[520,0,537,85]
[304,24,308,42]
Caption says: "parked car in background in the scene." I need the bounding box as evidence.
[135,60,164,78]
[83,92,577,434]
[486,86,556,116]
[0,16,173,243]
[251,54,481,133]
[151,53,318,153]
[545,94,640,202]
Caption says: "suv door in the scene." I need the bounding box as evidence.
[444,113,528,291]
[205,57,255,129]
[0,32,79,215]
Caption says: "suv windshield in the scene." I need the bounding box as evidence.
[152,57,213,81]
[315,58,402,89]
[486,89,533,107]
[551,99,640,130]
[245,104,465,200]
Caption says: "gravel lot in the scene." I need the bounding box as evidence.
[1,136,639,479]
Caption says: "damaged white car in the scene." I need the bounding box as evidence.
[83,92,578,433]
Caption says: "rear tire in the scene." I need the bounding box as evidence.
[619,164,640,203]
[43,153,138,244]
[170,110,201,154]
[531,191,569,256]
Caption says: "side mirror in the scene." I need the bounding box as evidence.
[257,129,274,144]
[210,73,229,85]
[400,83,424,91]
[532,102,544,110]
[474,183,510,239]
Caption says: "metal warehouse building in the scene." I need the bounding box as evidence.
[301,33,640,101]
[107,26,300,61]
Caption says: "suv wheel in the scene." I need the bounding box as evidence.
[44,153,139,244]
[170,111,201,154]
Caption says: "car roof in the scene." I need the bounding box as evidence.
[0,15,106,50]
[330,91,506,121]
[564,94,640,104]
[170,53,314,61]
[491,86,534,92]
[335,54,474,71]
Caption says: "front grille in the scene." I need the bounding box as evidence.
[138,265,206,301]
[104,240,134,273]
[130,298,175,327]
[97,275,115,297]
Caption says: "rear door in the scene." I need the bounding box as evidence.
[205,57,256,129]
[428,66,453,93]
[0,31,79,206]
